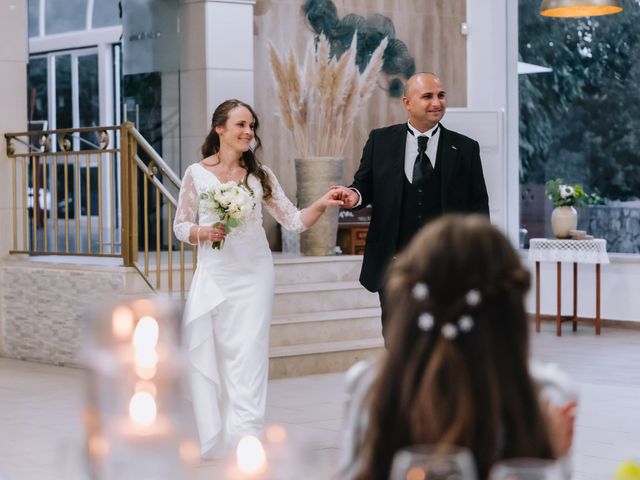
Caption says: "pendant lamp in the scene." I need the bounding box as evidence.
[540,0,623,17]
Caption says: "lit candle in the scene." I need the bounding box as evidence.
[112,305,135,340]
[237,435,267,474]
[84,297,192,479]
[235,435,268,478]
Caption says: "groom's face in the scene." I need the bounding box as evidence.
[403,74,447,131]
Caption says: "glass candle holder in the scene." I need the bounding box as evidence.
[81,296,197,480]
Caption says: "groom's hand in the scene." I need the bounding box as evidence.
[330,186,359,209]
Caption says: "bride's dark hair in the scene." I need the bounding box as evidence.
[200,99,273,199]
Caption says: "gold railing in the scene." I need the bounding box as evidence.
[4,123,195,298]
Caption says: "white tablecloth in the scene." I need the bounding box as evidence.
[528,238,609,264]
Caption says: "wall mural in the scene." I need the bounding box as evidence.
[302,0,415,97]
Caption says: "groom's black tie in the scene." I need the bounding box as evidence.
[412,135,432,184]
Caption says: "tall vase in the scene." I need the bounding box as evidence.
[551,206,578,239]
[295,156,344,256]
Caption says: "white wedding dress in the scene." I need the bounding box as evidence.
[173,163,306,458]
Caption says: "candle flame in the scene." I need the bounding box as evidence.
[236,435,267,475]
[129,391,157,427]
[112,306,134,340]
[405,467,427,480]
[135,349,158,368]
[266,424,287,444]
[132,316,159,351]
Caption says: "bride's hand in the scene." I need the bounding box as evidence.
[198,225,227,242]
[315,188,346,210]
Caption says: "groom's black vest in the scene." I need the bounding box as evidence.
[397,156,442,251]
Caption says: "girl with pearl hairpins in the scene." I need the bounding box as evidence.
[340,215,577,480]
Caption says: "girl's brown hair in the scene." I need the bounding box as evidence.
[355,215,554,480]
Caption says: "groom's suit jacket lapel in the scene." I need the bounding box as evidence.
[386,124,409,213]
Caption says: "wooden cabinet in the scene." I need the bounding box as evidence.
[337,224,368,255]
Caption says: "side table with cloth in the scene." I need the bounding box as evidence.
[528,239,609,336]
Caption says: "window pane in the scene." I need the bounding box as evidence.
[78,54,100,148]
[45,0,87,35]
[55,55,72,129]
[92,0,120,28]
[518,0,640,253]
[27,57,48,126]
[28,0,40,37]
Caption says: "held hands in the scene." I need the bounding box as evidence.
[313,187,347,211]
[329,185,359,209]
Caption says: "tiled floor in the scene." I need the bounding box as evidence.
[1,323,639,479]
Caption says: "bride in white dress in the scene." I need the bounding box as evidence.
[173,99,343,458]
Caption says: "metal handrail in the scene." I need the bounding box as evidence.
[129,127,181,188]
[4,122,194,299]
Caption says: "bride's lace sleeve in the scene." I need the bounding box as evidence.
[262,167,307,233]
[173,167,199,244]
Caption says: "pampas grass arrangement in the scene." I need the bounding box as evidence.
[269,34,388,157]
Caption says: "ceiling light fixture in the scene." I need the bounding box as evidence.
[540,0,623,17]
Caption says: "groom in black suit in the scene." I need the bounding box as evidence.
[336,72,489,341]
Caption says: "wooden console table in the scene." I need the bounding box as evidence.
[528,238,609,336]
[337,223,368,255]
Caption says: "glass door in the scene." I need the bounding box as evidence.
[27,47,117,253]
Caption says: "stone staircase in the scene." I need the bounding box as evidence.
[1,253,383,377]
[129,253,384,378]
[269,254,384,378]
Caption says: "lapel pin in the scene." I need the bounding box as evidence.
[451,145,458,150]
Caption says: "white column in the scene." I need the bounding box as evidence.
[0,0,28,355]
[466,0,520,246]
[179,0,255,173]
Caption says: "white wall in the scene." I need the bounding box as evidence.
[0,0,28,355]
[466,0,519,246]
[443,109,506,231]
[466,0,508,112]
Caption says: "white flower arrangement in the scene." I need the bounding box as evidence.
[200,181,255,249]
[545,178,586,208]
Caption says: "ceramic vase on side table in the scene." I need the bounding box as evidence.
[551,206,578,239]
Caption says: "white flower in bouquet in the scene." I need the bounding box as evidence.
[200,181,255,249]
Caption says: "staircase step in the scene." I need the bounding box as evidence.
[270,337,383,357]
[268,338,384,379]
[273,254,362,284]
[270,308,381,347]
[273,281,378,315]
[142,254,363,289]
[272,307,380,325]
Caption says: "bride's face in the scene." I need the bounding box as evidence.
[216,106,255,153]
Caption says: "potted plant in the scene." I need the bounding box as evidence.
[545,178,586,238]
[269,34,388,255]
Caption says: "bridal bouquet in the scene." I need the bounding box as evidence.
[200,181,255,249]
